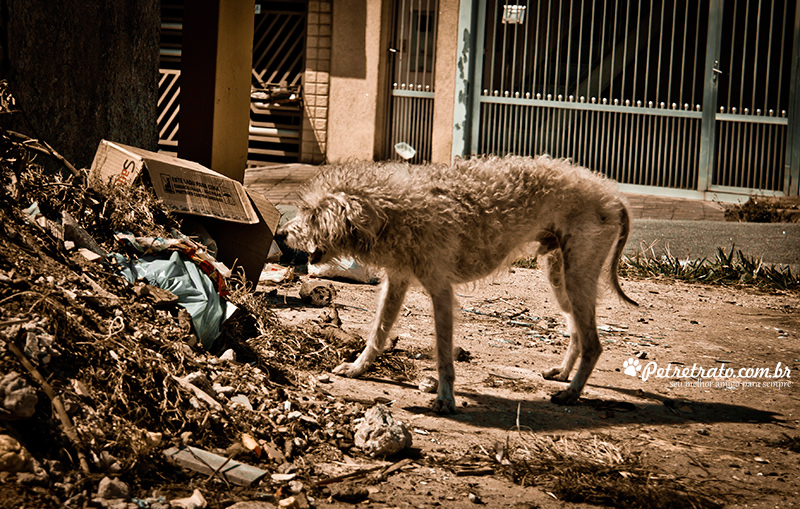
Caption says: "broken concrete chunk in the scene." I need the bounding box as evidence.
[0,434,33,472]
[299,280,337,307]
[219,349,237,362]
[169,488,207,509]
[0,371,38,419]
[418,376,438,394]
[96,476,130,500]
[354,404,412,457]
[230,394,253,411]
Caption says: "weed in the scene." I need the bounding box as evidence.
[500,433,723,509]
[620,244,799,291]
[725,197,790,223]
[513,256,538,269]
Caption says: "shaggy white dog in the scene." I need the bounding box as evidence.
[278,155,638,413]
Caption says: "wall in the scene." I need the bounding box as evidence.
[301,0,332,164]
[326,0,387,162]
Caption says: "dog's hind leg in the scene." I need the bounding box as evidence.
[428,284,457,414]
[333,274,410,378]
[541,250,579,383]
[549,243,607,405]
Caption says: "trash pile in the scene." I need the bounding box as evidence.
[0,116,417,507]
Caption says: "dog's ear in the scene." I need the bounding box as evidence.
[314,193,382,253]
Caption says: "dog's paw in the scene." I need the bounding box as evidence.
[550,388,580,405]
[431,396,456,414]
[332,362,366,378]
[542,368,569,382]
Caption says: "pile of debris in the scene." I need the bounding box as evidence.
[0,121,417,508]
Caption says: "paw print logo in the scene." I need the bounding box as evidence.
[623,358,642,378]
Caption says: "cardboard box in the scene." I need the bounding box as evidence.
[90,140,261,223]
[90,140,280,286]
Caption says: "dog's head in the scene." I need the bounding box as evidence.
[277,191,383,265]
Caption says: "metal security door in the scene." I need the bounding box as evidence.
[471,0,800,197]
[386,0,438,163]
[157,1,306,164]
[708,0,798,195]
[472,0,708,192]
[249,1,306,163]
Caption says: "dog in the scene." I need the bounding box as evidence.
[277,155,638,413]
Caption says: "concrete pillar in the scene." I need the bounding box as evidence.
[178,0,254,182]
[431,0,460,164]
[327,0,389,161]
[451,0,477,160]
[302,0,333,164]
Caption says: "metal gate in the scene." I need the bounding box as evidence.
[158,1,182,156]
[249,1,306,164]
[710,0,796,195]
[386,0,438,164]
[157,1,306,164]
[471,0,799,197]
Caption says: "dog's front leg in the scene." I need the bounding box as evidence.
[333,275,409,378]
[429,285,456,414]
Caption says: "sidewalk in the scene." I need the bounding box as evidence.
[245,163,728,221]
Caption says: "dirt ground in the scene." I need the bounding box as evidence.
[0,148,797,508]
[272,267,800,508]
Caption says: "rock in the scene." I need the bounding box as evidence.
[219,349,237,362]
[0,435,33,473]
[170,488,207,509]
[453,346,472,362]
[331,485,369,503]
[468,492,483,504]
[317,307,341,326]
[0,371,38,419]
[230,394,253,411]
[354,404,412,457]
[96,476,130,500]
[418,376,438,394]
[227,502,277,509]
[278,496,299,508]
[299,280,336,307]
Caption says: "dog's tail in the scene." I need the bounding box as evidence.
[610,204,639,306]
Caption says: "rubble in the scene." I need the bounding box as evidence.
[0,371,37,418]
[298,280,336,307]
[0,120,418,507]
[354,404,412,457]
[418,375,439,394]
[169,489,207,509]
[0,434,33,472]
[95,476,130,500]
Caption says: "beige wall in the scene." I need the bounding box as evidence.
[327,0,387,162]
[322,0,460,164]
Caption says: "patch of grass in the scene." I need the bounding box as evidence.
[502,433,723,509]
[620,244,799,291]
[513,256,538,269]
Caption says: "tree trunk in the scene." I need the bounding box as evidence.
[1,0,159,169]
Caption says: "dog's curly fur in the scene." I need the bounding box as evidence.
[279,155,638,413]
